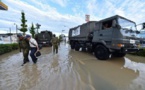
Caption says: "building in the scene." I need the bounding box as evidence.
[0,0,8,10]
[0,33,18,44]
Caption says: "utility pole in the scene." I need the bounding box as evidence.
[9,28,12,43]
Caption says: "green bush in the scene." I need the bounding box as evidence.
[11,43,19,49]
[130,48,145,57]
[0,43,18,55]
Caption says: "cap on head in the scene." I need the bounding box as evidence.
[17,33,23,37]
[25,35,31,39]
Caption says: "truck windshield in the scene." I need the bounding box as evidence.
[118,17,136,31]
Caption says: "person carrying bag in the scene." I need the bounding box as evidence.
[25,35,41,64]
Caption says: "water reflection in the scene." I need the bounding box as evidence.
[124,57,145,90]
[19,65,40,90]
[1,42,145,90]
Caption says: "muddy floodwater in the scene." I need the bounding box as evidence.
[0,42,145,90]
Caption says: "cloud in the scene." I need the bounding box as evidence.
[86,0,97,15]
[50,0,69,7]
[0,0,145,34]
[85,0,145,23]
[0,0,84,34]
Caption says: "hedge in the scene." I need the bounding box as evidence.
[130,48,145,57]
[0,43,19,55]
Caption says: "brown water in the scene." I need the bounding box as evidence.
[0,42,145,90]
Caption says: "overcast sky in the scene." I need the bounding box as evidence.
[0,0,145,36]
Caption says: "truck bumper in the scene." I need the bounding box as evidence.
[38,42,52,46]
[122,48,143,53]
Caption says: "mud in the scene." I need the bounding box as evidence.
[0,42,145,90]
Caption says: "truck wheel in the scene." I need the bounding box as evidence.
[75,43,80,51]
[70,43,75,49]
[49,43,52,47]
[94,45,110,60]
[112,52,126,57]
[87,47,93,53]
[82,47,86,52]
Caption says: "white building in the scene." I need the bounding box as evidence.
[0,33,18,44]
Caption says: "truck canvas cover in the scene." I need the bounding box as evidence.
[69,21,98,40]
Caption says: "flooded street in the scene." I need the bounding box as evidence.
[0,42,145,90]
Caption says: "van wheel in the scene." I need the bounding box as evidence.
[112,52,126,57]
[75,43,80,51]
[94,45,110,60]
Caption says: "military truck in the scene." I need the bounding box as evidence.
[69,15,141,60]
[35,30,52,46]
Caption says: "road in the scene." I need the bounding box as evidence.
[0,42,145,90]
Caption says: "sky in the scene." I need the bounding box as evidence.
[0,0,145,36]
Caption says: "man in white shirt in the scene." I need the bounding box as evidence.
[25,35,39,64]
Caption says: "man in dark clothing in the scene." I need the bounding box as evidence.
[17,34,30,66]
[51,34,59,54]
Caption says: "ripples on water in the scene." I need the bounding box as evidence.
[0,43,145,90]
[124,57,145,90]
[0,43,96,90]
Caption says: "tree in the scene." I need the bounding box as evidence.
[59,34,63,41]
[30,23,35,38]
[20,11,27,35]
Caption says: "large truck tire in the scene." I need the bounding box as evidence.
[70,43,75,49]
[112,52,126,57]
[94,45,110,60]
[75,43,80,51]
[49,43,52,47]
[87,47,93,53]
[82,47,86,52]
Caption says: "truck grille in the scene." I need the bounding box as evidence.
[124,44,137,48]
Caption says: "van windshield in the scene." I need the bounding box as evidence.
[118,17,137,31]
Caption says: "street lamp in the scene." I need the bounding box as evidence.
[36,23,41,34]
[14,23,18,34]
[62,30,65,34]
[7,27,12,43]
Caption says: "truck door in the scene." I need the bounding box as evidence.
[98,20,115,46]
[92,23,100,41]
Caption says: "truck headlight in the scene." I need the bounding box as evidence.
[117,44,124,47]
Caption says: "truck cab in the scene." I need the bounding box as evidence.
[92,15,141,59]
